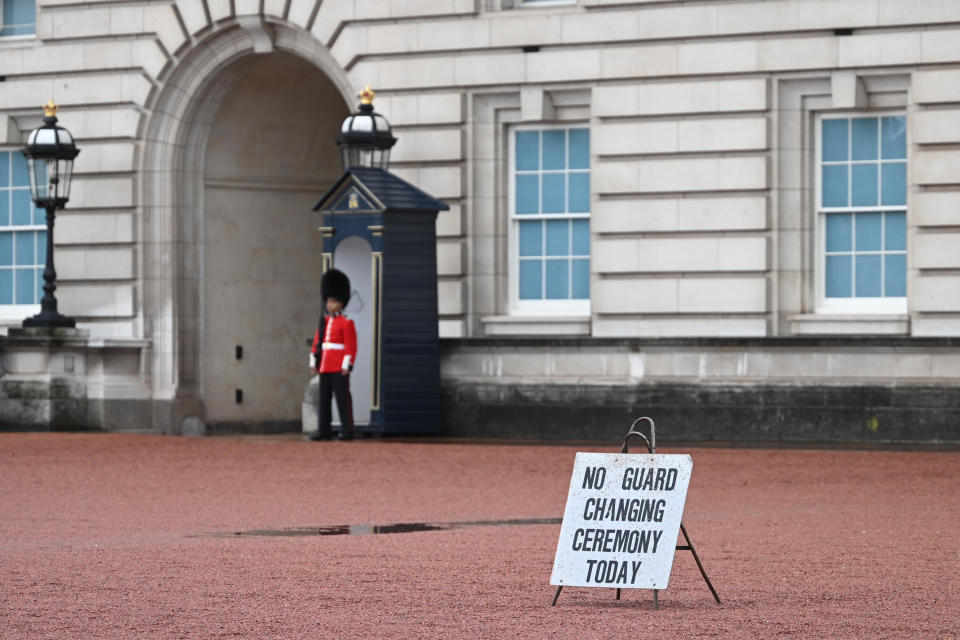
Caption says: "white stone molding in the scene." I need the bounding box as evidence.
[831,72,868,110]
[469,86,592,336]
[236,15,274,54]
[773,72,910,336]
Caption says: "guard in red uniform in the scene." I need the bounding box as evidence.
[309,268,357,441]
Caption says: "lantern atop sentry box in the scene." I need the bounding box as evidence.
[22,101,80,209]
[336,85,397,171]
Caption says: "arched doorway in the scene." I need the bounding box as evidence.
[201,52,349,430]
[140,21,355,434]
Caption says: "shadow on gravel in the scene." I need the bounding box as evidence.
[195,517,563,538]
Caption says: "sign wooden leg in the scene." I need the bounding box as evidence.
[551,585,563,606]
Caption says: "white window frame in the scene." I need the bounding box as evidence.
[815,111,907,315]
[508,123,590,316]
[0,148,43,322]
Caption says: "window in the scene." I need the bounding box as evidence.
[0,150,45,310]
[817,114,907,312]
[510,126,590,314]
[1,0,35,36]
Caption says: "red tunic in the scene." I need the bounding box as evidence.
[311,313,357,373]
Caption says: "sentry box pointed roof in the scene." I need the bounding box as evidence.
[313,166,449,215]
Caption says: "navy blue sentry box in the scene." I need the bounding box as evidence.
[313,167,449,436]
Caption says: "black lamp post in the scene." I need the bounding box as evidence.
[21,100,80,328]
[336,85,397,170]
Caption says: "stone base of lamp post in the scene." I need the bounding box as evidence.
[22,311,76,328]
[0,327,90,430]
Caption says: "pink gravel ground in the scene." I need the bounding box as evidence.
[1,433,958,639]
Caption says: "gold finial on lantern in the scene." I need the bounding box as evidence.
[43,100,58,118]
[359,85,375,106]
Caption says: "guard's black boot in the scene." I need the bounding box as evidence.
[337,430,353,441]
[309,432,333,441]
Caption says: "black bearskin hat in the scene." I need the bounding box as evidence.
[322,268,351,308]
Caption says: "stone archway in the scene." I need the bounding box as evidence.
[202,52,348,429]
[140,22,352,433]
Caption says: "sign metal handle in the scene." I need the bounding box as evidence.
[620,416,656,454]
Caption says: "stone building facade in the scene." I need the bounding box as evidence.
[1,0,959,441]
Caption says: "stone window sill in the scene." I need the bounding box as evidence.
[788,314,909,336]
[481,315,590,336]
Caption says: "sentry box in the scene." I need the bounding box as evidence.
[313,166,448,436]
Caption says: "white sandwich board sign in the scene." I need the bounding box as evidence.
[550,452,693,590]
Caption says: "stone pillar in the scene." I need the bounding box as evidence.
[0,328,91,430]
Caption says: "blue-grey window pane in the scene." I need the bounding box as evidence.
[0,192,8,227]
[0,234,12,266]
[826,255,852,297]
[37,230,46,264]
[519,260,542,300]
[32,203,44,225]
[568,173,589,213]
[885,212,906,251]
[545,219,569,256]
[851,117,878,161]
[516,131,539,171]
[855,255,882,297]
[12,190,32,225]
[826,213,852,252]
[822,119,848,162]
[0,153,9,188]
[5,0,36,32]
[569,129,589,170]
[542,173,565,213]
[571,258,590,299]
[881,162,906,206]
[545,259,569,299]
[0,270,11,304]
[16,231,34,265]
[571,219,590,255]
[542,130,566,171]
[855,212,882,251]
[822,165,848,207]
[11,153,28,187]
[519,220,542,257]
[851,164,878,207]
[15,268,36,304]
[516,174,539,214]
[885,254,906,297]
[881,116,907,160]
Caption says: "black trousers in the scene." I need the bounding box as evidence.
[318,372,353,436]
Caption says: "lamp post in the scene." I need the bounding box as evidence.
[336,85,397,170]
[20,101,80,329]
